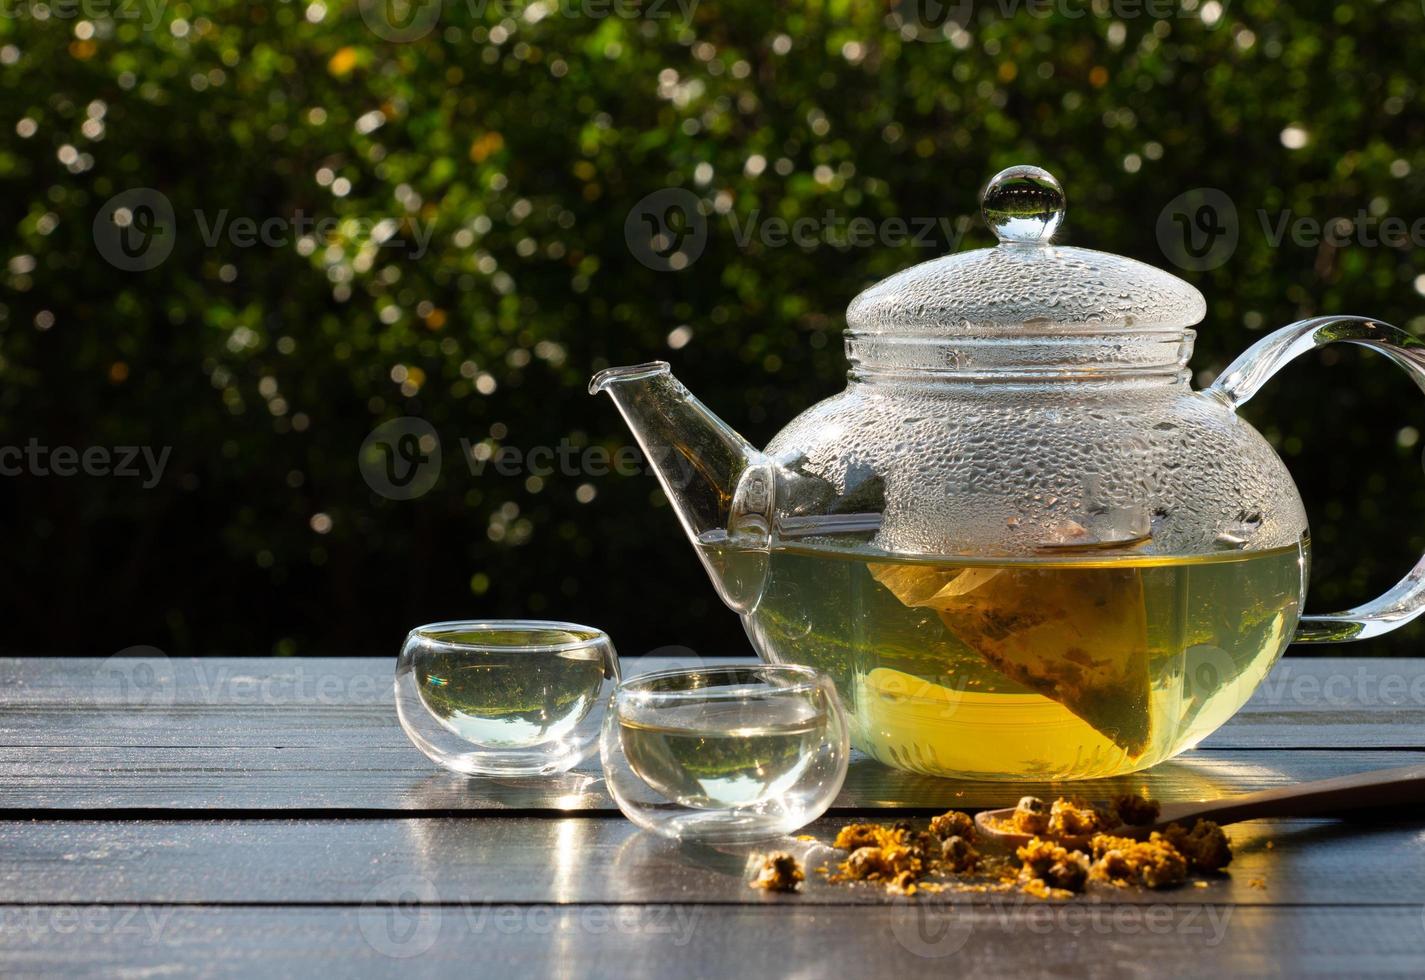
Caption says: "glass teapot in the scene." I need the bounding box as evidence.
[591,165,1425,780]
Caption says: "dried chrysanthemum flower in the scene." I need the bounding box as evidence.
[749,851,805,893]
[1047,798,1112,838]
[1088,834,1189,890]
[842,846,889,881]
[929,809,976,841]
[1092,848,1136,885]
[888,870,920,896]
[819,802,1233,901]
[1091,834,1139,860]
[834,823,889,852]
[1162,820,1233,872]
[1048,854,1089,893]
[1012,796,1050,835]
[846,846,884,880]
[940,834,979,873]
[884,841,924,877]
[907,829,940,858]
[830,820,941,892]
[1131,837,1188,889]
[1016,837,1090,894]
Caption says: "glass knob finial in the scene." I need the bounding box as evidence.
[982,165,1065,245]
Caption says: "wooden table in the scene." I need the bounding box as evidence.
[3,655,1424,977]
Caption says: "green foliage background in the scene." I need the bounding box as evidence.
[1,0,1424,656]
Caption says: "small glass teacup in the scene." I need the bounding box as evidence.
[396,620,619,776]
[600,664,849,842]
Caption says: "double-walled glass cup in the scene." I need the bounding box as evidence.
[396,620,619,776]
[601,664,849,843]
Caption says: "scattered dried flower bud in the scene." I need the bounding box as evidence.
[834,823,883,852]
[1162,820,1233,872]
[749,851,805,893]
[1017,837,1089,894]
[1047,798,1112,838]
[940,835,979,872]
[929,809,976,841]
[1088,834,1189,890]
[846,847,887,880]
[1013,796,1050,835]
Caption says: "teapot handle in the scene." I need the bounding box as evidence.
[1206,315,1425,643]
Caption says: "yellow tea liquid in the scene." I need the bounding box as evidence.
[414,643,605,749]
[717,542,1306,779]
[619,699,826,809]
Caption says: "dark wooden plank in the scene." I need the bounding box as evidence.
[8,655,1424,711]
[0,746,1421,813]
[0,815,1420,908]
[0,905,1419,978]
[0,655,686,748]
[5,656,1425,751]
[0,654,722,704]
[4,656,1425,812]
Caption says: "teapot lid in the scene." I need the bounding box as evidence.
[845,165,1206,334]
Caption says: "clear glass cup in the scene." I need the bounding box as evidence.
[396,620,620,776]
[600,664,849,843]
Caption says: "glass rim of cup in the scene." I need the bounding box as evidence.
[615,662,829,703]
[407,619,610,655]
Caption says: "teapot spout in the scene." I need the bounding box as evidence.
[590,361,772,612]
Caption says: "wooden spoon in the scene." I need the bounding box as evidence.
[974,763,1425,850]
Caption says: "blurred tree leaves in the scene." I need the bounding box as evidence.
[0,0,1422,656]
